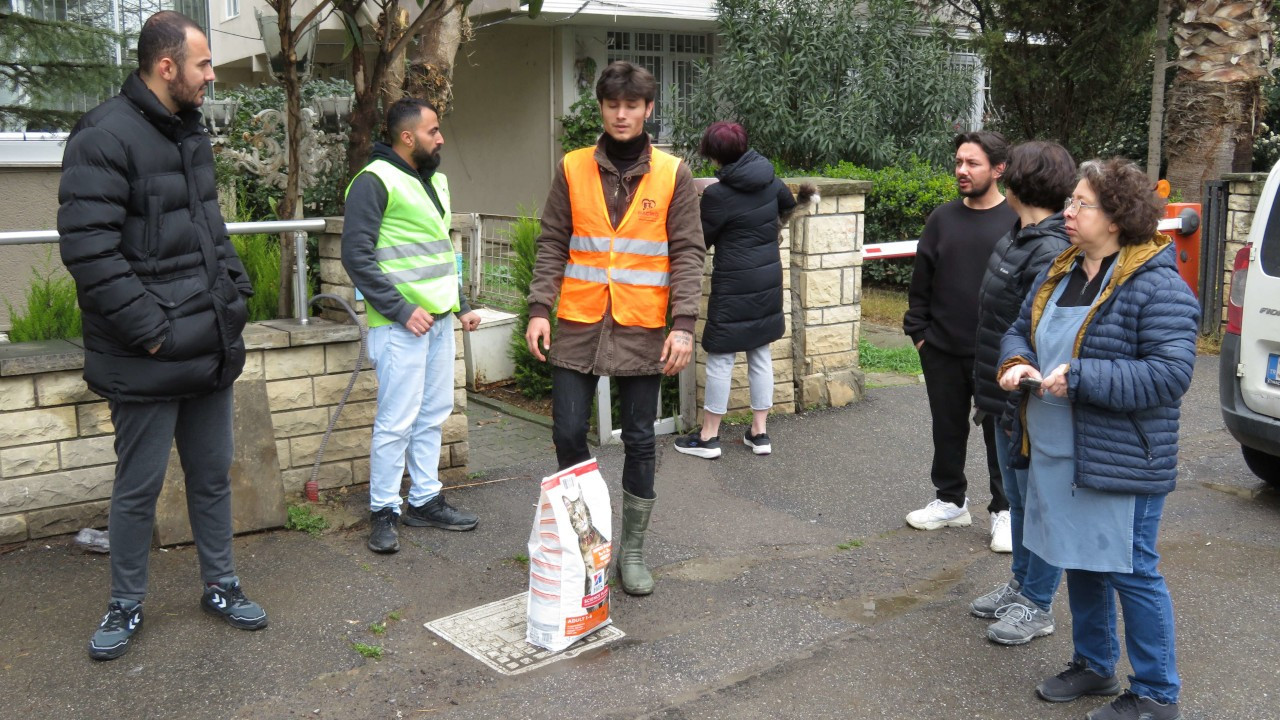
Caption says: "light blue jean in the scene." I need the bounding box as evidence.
[366,317,455,512]
[994,428,1062,611]
[703,345,773,415]
[1067,492,1180,704]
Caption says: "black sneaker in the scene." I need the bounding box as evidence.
[1086,690,1182,720]
[88,599,142,660]
[744,430,771,455]
[1036,660,1123,703]
[201,577,269,630]
[674,431,722,459]
[403,494,478,531]
[368,507,400,553]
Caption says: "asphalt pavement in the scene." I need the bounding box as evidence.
[1,352,1278,720]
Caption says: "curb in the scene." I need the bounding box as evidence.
[467,391,555,430]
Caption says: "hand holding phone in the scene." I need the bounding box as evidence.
[1018,377,1042,392]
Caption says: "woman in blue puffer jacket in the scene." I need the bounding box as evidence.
[998,158,1198,720]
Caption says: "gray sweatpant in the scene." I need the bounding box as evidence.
[108,386,236,602]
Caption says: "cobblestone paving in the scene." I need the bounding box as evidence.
[465,398,554,474]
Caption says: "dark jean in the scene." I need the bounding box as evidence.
[1067,492,1180,704]
[994,427,1062,610]
[108,386,236,602]
[918,342,1006,512]
[551,366,660,499]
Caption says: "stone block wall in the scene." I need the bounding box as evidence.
[1221,172,1267,329]
[693,177,870,417]
[0,312,470,545]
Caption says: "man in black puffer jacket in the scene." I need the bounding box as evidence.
[968,141,1075,648]
[58,11,266,661]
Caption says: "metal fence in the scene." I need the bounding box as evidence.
[460,213,526,313]
[1199,180,1229,335]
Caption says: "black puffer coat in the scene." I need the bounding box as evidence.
[699,150,796,354]
[58,71,251,402]
[973,212,1070,422]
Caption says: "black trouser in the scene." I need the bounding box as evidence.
[918,342,1007,513]
[107,386,237,602]
[551,366,660,499]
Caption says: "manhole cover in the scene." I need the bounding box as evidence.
[425,592,625,675]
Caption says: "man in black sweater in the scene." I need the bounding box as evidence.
[902,131,1014,553]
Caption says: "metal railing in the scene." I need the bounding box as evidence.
[0,218,327,323]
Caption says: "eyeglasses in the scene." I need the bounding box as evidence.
[1063,197,1101,213]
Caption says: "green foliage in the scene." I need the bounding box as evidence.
[505,212,556,399]
[837,539,864,550]
[558,91,603,154]
[858,339,922,375]
[0,12,128,131]
[5,253,81,342]
[285,504,329,537]
[231,233,282,322]
[673,0,973,170]
[815,157,956,286]
[966,0,1156,161]
[352,642,383,660]
[213,78,354,222]
[368,621,387,635]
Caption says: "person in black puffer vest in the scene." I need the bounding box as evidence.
[674,122,813,460]
[58,12,266,662]
[966,141,1075,647]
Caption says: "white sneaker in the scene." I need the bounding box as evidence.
[905,499,972,530]
[990,510,1012,553]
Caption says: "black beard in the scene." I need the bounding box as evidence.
[958,179,992,198]
[412,146,442,172]
[168,76,203,112]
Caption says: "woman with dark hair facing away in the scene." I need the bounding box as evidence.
[675,122,812,459]
[999,158,1198,720]
[968,141,1075,645]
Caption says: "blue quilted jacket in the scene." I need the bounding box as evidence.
[999,238,1200,494]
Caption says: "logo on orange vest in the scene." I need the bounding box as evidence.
[638,198,660,222]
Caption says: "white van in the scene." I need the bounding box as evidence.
[1220,164,1280,487]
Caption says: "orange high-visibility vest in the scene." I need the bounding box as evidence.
[558,146,679,329]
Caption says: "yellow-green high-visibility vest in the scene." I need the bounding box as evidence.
[345,159,460,328]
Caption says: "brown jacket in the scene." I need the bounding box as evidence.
[528,136,705,376]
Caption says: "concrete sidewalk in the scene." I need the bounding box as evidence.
[2,354,1278,720]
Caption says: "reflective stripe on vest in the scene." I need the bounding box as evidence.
[558,146,679,328]
[344,159,459,328]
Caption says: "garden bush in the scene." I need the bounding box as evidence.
[505,213,556,398]
[5,252,81,342]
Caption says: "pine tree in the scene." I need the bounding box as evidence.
[0,10,127,130]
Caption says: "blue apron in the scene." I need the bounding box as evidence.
[1022,262,1135,573]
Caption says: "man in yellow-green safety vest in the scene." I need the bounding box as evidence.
[341,98,481,555]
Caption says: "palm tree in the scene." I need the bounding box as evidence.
[1163,0,1273,202]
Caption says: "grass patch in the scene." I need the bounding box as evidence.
[507,553,530,567]
[860,285,909,327]
[369,621,386,635]
[1197,331,1222,356]
[352,642,383,660]
[285,504,329,537]
[859,339,922,375]
[837,539,864,550]
[387,610,402,622]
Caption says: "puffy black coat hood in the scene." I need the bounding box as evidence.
[716,150,775,193]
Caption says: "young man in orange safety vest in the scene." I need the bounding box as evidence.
[525,61,706,596]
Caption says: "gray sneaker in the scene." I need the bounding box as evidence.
[88,599,143,660]
[1086,690,1182,720]
[986,594,1055,645]
[970,578,1020,618]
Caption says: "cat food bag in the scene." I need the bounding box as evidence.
[526,457,612,651]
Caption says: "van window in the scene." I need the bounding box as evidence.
[1265,184,1280,276]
